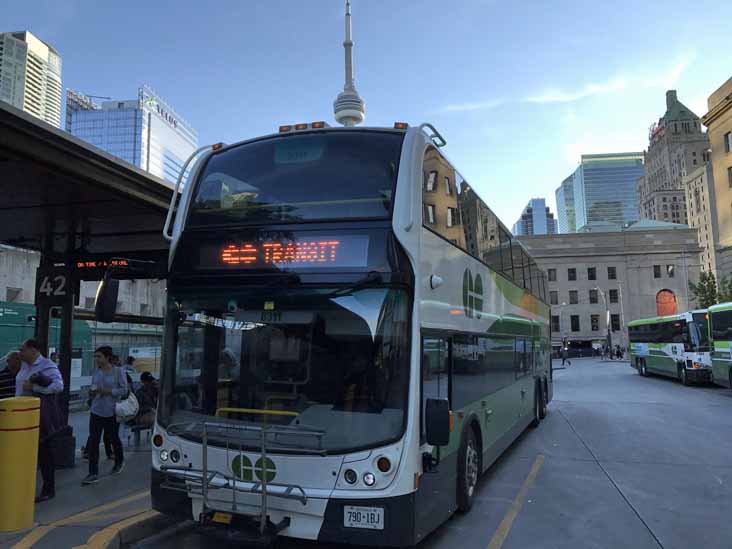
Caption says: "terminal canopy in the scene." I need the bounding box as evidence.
[0,102,172,265]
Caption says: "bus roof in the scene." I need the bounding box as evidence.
[709,301,732,314]
[627,314,683,327]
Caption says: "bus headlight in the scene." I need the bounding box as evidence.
[344,469,357,484]
[363,472,376,486]
[160,450,169,462]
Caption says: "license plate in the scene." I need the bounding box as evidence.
[343,505,384,530]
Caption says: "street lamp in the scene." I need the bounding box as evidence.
[595,287,612,355]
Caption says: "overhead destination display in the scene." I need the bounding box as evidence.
[198,234,371,269]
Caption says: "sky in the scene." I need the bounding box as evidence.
[4,0,731,227]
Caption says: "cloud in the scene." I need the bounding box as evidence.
[642,55,695,89]
[564,130,647,165]
[526,77,628,104]
[441,98,505,112]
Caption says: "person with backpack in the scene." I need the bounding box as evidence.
[81,346,127,485]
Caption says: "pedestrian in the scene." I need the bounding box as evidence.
[82,346,126,485]
[49,351,59,364]
[132,372,158,428]
[0,351,21,399]
[561,347,571,366]
[16,339,64,502]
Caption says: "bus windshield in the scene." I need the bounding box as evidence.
[691,312,710,351]
[160,286,410,453]
[188,131,404,226]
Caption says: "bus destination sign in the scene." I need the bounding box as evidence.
[200,235,370,269]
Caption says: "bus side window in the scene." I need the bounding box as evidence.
[421,336,450,439]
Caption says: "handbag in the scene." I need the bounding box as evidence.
[114,367,140,423]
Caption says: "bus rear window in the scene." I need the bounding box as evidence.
[188,131,403,226]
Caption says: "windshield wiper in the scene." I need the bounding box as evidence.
[327,271,383,297]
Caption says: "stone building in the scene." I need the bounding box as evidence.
[701,77,732,277]
[519,221,701,350]
[683,163,719,275]
[637,90,709,224]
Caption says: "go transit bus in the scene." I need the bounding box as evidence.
[100,122,552,545]
[628,310,711,385]
[708,302,732,389]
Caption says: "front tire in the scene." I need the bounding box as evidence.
[457,428,480,513]
[538,381,548,419]
[680,366,690,386]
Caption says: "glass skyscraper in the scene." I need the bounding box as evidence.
[512,198,557,235]
[571,153,644,230]
[67,85,197,183]
[555,175,575,233]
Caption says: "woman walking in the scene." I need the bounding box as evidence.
[82,346,127,485]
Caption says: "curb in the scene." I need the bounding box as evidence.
[83,510,178,549]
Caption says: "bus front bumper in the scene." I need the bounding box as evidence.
[151,468,417,547]
[685,367,712,383]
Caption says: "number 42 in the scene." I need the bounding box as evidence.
[39,275,66,296]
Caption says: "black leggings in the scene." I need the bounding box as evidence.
[38,438,55,495]
[88,413,123,475]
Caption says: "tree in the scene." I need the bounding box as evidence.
[689,270,719,308]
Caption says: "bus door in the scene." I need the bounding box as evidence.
[416,334,455,535]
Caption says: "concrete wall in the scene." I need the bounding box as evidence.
[519,228,702,348]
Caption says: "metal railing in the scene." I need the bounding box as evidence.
[161,419,324,534]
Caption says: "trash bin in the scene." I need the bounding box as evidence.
[0,396,40,532]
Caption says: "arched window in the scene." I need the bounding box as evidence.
[656,290,677,316]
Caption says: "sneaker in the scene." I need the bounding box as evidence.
[111,462,125,475]
[81,474,99,485]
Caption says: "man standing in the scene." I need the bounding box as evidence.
[0,352,21,399]
[16,339,64,502]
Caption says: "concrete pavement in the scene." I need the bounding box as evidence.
[0,419,153,549]
[140,358,732,548]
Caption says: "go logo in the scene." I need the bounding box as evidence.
[232,455,276,482]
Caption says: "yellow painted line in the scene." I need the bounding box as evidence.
[487,454,545,549]
[9,490,148,548]
[68,507,149,525]
[54,490,148,525]
[10,525,53,549]
[72,509,158,549]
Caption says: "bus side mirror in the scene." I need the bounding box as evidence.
[425,398,450,447]
[94,272,119,323]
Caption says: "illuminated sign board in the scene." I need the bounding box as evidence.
[199,235,370,270]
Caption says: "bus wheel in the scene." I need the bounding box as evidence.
[679,366,690,386]
[538,381,548,420]
[457,428,480,513]
[531,384,542,427]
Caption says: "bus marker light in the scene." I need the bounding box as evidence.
[377,457,391,473]
[295,123,308,130]
[363,472,376,486]
[311,121,326,128]
[153,434,163,447]
[212,142,224,151]
[344,469,358,484]
[279,125,292,133]
[394,122,408,129]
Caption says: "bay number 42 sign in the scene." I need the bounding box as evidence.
[35,266,72,306]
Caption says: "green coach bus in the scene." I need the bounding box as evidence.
[628,311,711,385]
[709,302,732,389]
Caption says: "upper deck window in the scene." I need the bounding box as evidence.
[189,131,404,226]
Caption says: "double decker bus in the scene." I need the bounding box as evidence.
[708,302,732,389]
[628,310,711,385]
[108,122,551,545]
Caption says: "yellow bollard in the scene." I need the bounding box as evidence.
[0,396,40,532]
